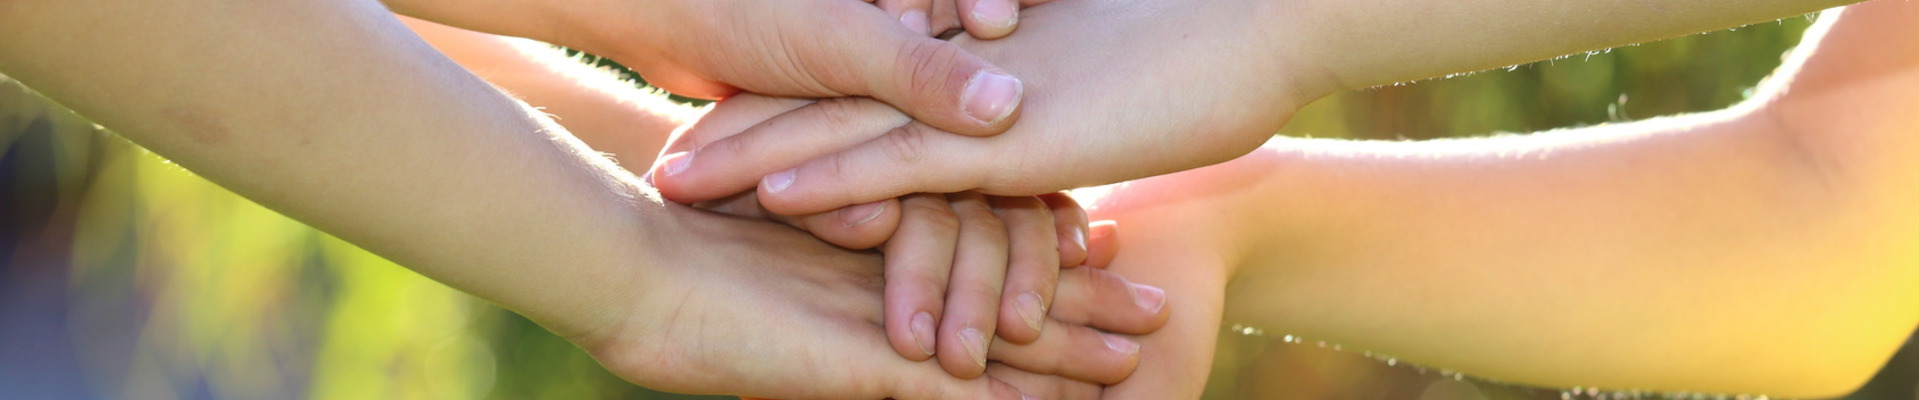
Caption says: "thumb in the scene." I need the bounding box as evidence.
[801,10,1025,137]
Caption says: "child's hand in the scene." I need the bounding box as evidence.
[645,0,1314,216]
[662,96,1168,381]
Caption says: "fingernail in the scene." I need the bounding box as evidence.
[911,311,937,357]
[1021,393,1042,400]
[662,151,693,176]
[1070,226,1087,253]
[1014,292,1045,334]
[972,0,1017,29]
[960,327,988,368]
[840,201,887,227]
[763,169,796,193]
[1129,283,1165,314]
[900,9,931,36]
[961,70,1021,125]
[1101,333,1140,355]
[1089,221,1116,241]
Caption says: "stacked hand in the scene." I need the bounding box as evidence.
[648,0,1313,215]
[570,202,1164,399]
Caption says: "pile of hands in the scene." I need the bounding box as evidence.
[397,0,1308,397]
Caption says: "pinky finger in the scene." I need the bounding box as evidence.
[1083,220,1118,269]
[1038,192,1089,267]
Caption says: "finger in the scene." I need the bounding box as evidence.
[1083,220,1118,268]
[653,97,911,204]
[789,198,902,249]
[658,95,812,157]
[884,193,959,361]
[877,0,935,35]
[988,196,1059,344]
[801,9,1025,136]
[985,363,1106,400]
[1047,266,1169,335]
[890,371,1029,400]
[955,0,1019,39]
[687,186,900,249]
[936,192,1009,378]
[987,319,1142,385]
[1038,192,1089,267]
[926,0,964,35]
[755,122,1007,215]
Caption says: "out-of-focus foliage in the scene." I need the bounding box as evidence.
[0,10,1912,400]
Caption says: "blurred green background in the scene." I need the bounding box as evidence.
[1,10,1913,400]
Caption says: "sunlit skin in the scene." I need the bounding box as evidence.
[1078,1,1917,397]
[381,0,1036,134]
[401,18,1151,382]
[0,0,1170,398]
[679,0,1918,398]
[649,0,1865,218]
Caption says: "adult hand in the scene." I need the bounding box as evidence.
[385,0,1028,136]
[576,203,1167,398]
[647,0,1321,215]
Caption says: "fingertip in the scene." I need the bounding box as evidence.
[996,291,1045,344]
[1038,193,1090,267]
[888,305,939,361]
[801,200,900,249]
[1084,220,1118,268]
[958,0,1018,39]
[958,68,1023,133]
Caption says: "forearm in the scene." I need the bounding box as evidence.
[404,16,695,168]
[1213,105,1916,395]
[1273,0,1862,94]
[0,0,662,337]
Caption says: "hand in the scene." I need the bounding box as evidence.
[646,0,1320,214]
[575,203,1168,398]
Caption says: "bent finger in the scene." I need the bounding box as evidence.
[987,320,1141,385]
[883,193,959,361]
[1084,220,1118,268]
[1038,192,1089,267]
[989,196,1059,344]
[936,192,1009,378]
[986,363,1105,400]
[1047,266,1169,335]
[877,0,935,35]
[955,0,1019,39]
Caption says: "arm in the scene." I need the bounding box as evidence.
[1289,0,1860,92]
[377,0,1028,136]
[400,16,695,169]
[652,0,1868,216]
[0,0,1152,397]
[1094,1,1919,396]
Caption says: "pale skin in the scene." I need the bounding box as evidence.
[0,0,1171,398]
[400,18,1144,380]
[379,0,1035,134]
[1087,1,1917,397]
[649,0,1867,217]
[678,0,1919,398]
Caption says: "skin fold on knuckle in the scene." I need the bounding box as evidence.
[890,37,969,111]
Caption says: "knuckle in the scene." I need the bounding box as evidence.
[957,208,1007,238]
[879,125,934,165]
[812,97,864,132]
[904,198,962,232]
[892,39,966,101]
